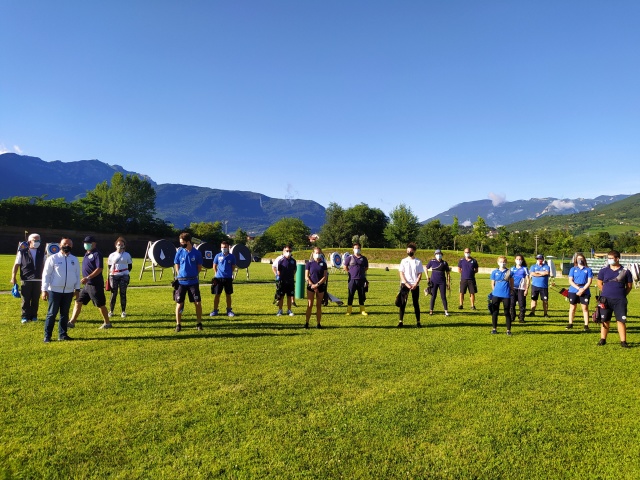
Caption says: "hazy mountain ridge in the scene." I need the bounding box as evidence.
[0,153,325,233]
[424,195,630,227]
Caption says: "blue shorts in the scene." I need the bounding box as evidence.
[600,297,628,323]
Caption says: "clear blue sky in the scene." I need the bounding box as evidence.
[1,1,639,222]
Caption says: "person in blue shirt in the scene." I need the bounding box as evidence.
[509,254,529,324]
[566,253,593,331]
[457,248,479,310]
[173,232,203,332]
[210,240,237,317]
[490,256,514,335]
[305,247,328,329]
[528,254,550,318]
[596,250,633,348]
[426,249,451,316]
[276,244,297,316]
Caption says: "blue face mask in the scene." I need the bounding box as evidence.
[84,243,92,251]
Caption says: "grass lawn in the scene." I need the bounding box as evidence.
[2,254,640,479]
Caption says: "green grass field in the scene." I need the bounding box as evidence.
[2,254,640,479]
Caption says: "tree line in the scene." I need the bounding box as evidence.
[2,173,639,255]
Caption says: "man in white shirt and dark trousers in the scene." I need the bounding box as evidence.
[397,242,424,328]
[41,237,81,342]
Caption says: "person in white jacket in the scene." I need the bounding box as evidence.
[41,237,81,342]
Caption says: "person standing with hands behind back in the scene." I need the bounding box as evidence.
[174,232,204,332]
[397,243,423,328]
[529,254,550,318]
[490,256,514,336]
[11,233,45,324]
[343,241,369,316]
[596,250,632,348]
[305,247,328,329]
[210,240,237,317]
[566,253,593,331]
[457,248,478,310]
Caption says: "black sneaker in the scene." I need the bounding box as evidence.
[519,319,526,324]
[44,337,51,343]
[196,323,203,331]
[416,322,422,328]
[304,323,309,329]
[491,329,498,335]
[527,312,536,317]
[58,335,73,341]
[621,341,630,348]
[566,323,573,330]
[506,330,512,336]
[458,305,463,310]
[598,338,606,346]
[175,324,182,332]
[583,325,590,332]
[544,314,550,318]
[316,324,323,329]
[471,306,477,311]
[397,321,404,328]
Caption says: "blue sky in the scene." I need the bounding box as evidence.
[1,1,639,222]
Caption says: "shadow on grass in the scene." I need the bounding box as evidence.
[82,331,303,341]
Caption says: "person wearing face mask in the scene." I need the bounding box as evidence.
[426,249,451,316]
[397,243,424,327]
[457,248,479,310]
[275,244,297,316]
[11,233,46,324]
[596,250,633,348]
[305,247,328,328]
[68,236,112,330]
[107,237,133,318]
[528,254,550,318]
[210,240,237,317]
[490,256,514,335]
[343,242,369,316]
[566,253,593,331]
[509,254,529,324]
[41,237,81,342]
[173,232,204,332]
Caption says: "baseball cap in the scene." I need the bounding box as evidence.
[536,254,544,259]
[84,235,96,243]
[434,249,442,254]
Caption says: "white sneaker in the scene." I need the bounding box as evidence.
[227,310,235,317]
[288,310,294,316]
[108,311,113,318]
[99,323,112,329]
[121,312,126,318]
[276,309,283,316]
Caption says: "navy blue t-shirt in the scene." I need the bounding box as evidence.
[426,259,449,284]
[82,249,104,287]
[306,260,327,283]
[278,256,297,282]
[598,266,632,299]
[344,254,368,280]
[457,257,478,280]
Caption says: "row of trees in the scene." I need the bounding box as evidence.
[3,175,639,255]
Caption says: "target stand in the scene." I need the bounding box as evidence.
[139,240,176,281]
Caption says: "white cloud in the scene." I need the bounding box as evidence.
[461,220,472,227]
[549,200,575,211]
[488,192,506,207]
[0,144,9,154]
[13,145,23,154]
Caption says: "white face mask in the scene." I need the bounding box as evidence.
[515,259,522,266]
[222,247,229,254]
[607,259,616,265]
[353,248,360,255]
[33,241,41,249]
[435,254,442,260]
[499,262,506,268]
[116,244,125,251]
[313,253,320,260]
[84,243,93,251]
[464,252,470,258]
[283,251,291,258]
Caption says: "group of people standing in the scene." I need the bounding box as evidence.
[11,234,633,347]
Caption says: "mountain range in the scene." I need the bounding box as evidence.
[424,195,630,228]
[0,153,634,233]
[0,153,325,233]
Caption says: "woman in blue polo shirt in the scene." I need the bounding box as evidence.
[490,256,514,335]
[509,254,529,324]
[305,247,328,329]
[566,253,593,331]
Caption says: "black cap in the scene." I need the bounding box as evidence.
[84,235,96,243]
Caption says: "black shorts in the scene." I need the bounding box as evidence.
[176,284,201,304]
[212,278,234,295]
[600,296,628,323]
[531,287,548,301]
[77,284,106,308]
[307,283,327,294]
[277,279,295,298]
[568,292,590,305]
[459,279,477,295]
